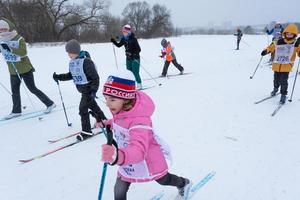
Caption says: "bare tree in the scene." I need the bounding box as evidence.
[101,12,123,39]
[34,0,109,40]
[122,1,151,36]
[147,4,173,38]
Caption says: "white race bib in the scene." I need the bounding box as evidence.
[2,51,21,62]
[113,123,171,180]
[274,44,294,64]
[69,58,89,85]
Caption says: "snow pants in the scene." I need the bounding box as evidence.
[127,59,142,84]
[161,59,184,76]
[79,93,106,133]
[10,70,53,113]
[273,72,289,95]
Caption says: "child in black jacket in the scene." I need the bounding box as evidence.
[53,39,106,140]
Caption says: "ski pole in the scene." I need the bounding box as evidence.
[250,56,263,79]
[0,81,11,95]
[112,44,119,69]
[133,59,162,86]
[242,40,250,47]
[288,60,300,102]
[10,62,37,112]
[98,124,113,200]
[110,35,119,69]
[56,81,72,126]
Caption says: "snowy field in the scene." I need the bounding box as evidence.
[0,34,300,200]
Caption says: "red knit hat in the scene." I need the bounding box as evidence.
[103,70,136,99]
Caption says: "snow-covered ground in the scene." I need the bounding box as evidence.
[1,35,300,200]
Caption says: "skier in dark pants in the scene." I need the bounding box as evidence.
[261,24,300,104]
[159,39,184,77]
[53,39,106,140]
[234,28,243,50]
[0,18,55,119]
[111,24,143,89]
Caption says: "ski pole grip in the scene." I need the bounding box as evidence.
[106,125,113,146]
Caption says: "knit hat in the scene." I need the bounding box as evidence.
[161,38,167,47]
[65,39,81,54]
[122,24,131,33]
[0,20,9,30]
[103,70,136,99]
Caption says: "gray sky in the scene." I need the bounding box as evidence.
[109,0,300,28]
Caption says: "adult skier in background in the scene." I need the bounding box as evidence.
[234,28,243,50]
[0,18,55,119]
[53,39,107,141]
[110,25,143,89]
[266,22,284,41]
[261,24,300,104]
[265,22,284,63]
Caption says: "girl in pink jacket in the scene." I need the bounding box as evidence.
[95,71,191,200]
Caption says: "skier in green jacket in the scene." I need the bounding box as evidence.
[0,18,55,119]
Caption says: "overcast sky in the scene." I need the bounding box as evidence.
[108,0,300,28]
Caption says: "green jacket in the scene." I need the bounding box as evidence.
[0,18,34,75]
[5,35,34,75]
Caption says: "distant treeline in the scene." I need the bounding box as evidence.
[0,0,174,43]
[176,23,300,35]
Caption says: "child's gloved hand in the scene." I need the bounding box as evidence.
[1,43,11,52]
[101,144,117,163]
[94,120,107,128]
[261,50,268,56]
[110,38,116,43]
[53,72,60,83]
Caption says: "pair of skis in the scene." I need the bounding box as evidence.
[19,128,103,163]
[143,72,193,81]
[150,171,216,200]
[254,93,284,116]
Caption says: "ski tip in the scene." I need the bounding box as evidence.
[19,159,32,164]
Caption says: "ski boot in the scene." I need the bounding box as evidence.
[137,83,143,90]
[44,103,56,114]
[76,131,93,141]
[4,112,21,120]
[179,69,184,75]
[270,88,278,96]
[279,95,286,104]
[175,178,192,200]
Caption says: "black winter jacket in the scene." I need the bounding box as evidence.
[111,33,141,60]
[56,51,99,94]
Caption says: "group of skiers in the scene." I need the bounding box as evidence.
[2,15,299,199]
[235,22,300,105]
[261,23,300,104]
[0,18,190,199]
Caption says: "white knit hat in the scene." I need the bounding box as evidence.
[0,20,9,30]
[122,24,131,33]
